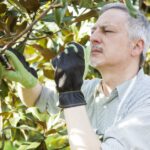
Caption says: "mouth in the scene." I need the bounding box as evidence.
[91,45,103,54]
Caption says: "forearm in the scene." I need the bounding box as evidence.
[17,82,42,107]
[64,106,101,150]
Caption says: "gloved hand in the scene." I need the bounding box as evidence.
[52,42,86,108]
[0,50,38,88]
[9,49,38,78]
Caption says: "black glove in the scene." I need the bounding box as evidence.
[52,42,86,108]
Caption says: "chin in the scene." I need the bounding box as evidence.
[90,59,102,68]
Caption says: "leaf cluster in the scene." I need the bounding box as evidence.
[0,0,150,149]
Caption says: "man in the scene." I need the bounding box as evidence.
[1,2,150,150]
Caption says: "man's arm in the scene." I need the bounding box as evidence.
[17,82,42,107]
[0,51,42,107]
[64,106,101,150]
[51,42,102,149]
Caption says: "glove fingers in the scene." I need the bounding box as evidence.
[53,42,85,93]
[0,63,16,81]
[8,49,38,78]
[52,42,84,69]
[67,42,84,58]
[4,51,24,71]
[3,69,19,82]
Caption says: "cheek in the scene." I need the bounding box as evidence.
[106,38,130,56]
[103,42,130,64]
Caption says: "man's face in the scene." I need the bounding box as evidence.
[90,9,132,69]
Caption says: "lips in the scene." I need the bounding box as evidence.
[91,45,103,54]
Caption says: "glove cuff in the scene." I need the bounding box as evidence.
[59,91,86,108]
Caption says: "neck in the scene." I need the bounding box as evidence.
[98,63,139,96]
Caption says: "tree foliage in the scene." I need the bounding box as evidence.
[0,0,150,149]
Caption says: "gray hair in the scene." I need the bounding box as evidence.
[101,3,150,64]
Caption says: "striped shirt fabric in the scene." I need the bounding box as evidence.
[36,69,150,150]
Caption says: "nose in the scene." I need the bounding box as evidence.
[90,28,102,44]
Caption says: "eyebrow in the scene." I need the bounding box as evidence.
[91,24,117,30]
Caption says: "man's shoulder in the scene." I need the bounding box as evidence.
[82,78,100,88]
[81,78,100,95]
[135,73,150,98]
[139,73,150,87]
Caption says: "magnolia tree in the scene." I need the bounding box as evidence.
[0,0,149,149]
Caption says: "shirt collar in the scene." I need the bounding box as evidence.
[94,79,118,101]
[93,68,145,102]
[116,68,144,101]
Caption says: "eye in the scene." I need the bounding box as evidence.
[91,28,95,34]
[105,30,113,32]
[101,26,114,33]
[103,29,113,33]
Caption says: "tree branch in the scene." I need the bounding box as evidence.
[0,2,63,54]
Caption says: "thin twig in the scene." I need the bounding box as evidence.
[0,2,63,54]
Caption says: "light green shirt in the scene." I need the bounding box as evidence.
[36,69,150,150]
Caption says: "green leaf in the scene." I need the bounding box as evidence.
[15,41,26,54]
[8,0,27,13]
[5,15,18,33]
[26,107,49,122]
[45,135,69,149]
[0,80,9,99]
[26,142,41,149]
[31,44,57,61]
[24,45,36,55]
[54,0,68,25]
[125,0,138,18]
[43,67,55,79]
[0,3,7,14]
[41,13,55,22]
[18,144,29,150]
[79,0,94,8]
[97,1,109,7]
[14,20,28,34]
[3,141,17,150]
[72,3,79,14]
[18,142,40,150]
[9,113,20,127]
[17,125,37,131]
[47,111,62,129]
[19,0,40,13]
[144,0,150,6]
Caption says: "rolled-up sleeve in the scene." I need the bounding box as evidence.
[35,83,60,114]
[101,105,150,150]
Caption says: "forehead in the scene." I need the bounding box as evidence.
[95,9,128,28]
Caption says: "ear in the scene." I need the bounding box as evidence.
[131,39,144,57]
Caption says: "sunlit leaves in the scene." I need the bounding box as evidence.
[0,80,9,99]
[31,44,57,61]
[124,0,138,17]
[19,0,40,13]
[143,0,150,6]
[1,0,150,149]
[79,0,95,8]
[5,15,18,33]
[54,0,68,26]
[17,142,41,150]
[45,135,69,149]
[26,107,49,122]
[0,3,7,14]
